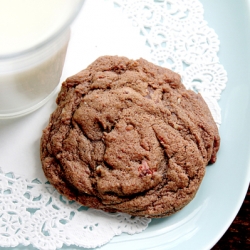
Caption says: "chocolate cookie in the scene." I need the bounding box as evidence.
[40,56,220,218]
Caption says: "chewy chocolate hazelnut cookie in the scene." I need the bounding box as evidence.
[40,56,220,218]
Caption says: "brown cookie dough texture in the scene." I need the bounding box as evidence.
[40,56,220,218]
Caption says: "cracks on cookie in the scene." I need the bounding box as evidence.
[41,56,219,218]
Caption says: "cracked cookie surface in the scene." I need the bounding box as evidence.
[40,56,220,218]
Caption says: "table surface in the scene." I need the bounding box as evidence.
[212,184,250,249]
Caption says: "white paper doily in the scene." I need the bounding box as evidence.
[0,0,227,249]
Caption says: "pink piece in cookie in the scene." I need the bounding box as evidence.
[138,161,153,177]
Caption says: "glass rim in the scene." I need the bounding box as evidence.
[0,0,84,60]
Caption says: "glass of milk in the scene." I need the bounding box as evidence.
[0,0,84,119]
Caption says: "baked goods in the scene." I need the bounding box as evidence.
[40,56,220,218]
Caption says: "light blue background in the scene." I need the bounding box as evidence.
[2,0,250,249]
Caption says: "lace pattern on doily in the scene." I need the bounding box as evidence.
[0,0,227,249]
[0,170,150,250]
[114,0,227,126]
